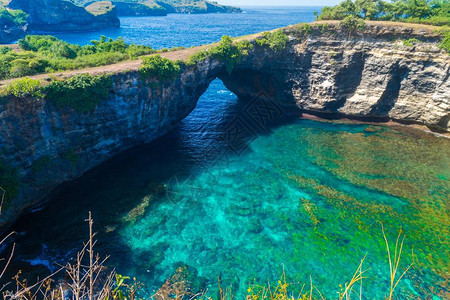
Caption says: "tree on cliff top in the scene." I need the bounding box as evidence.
[317,0,450,26]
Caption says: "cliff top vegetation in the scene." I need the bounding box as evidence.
[317,0,450,26]
[0,4,27,27]
[85,1,116,16]
[0,35,185,80]
[72,0,241,14]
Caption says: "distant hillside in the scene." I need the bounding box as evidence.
[8,0,120,31]
[77,0,241,16]
[0,1,27,43]
[0,0,240,43]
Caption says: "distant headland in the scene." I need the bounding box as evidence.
[0,0,242,43]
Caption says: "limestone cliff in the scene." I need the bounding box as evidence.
[9,0,120,31]
[0,59,221,226]
[224,23,450,130]
[0,22,448,226]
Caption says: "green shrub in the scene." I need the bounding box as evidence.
[236,39,254,56]
[317,0,450,26]
[340,15,366,34]
[0,159,20,206]
[439,28,450,53]
[403,38,422,46]
[187,49,210,65]
[44,74,112,112]
[187,36,253,73]
[0,35,156,80]
[0,47,11,55]
[0,57,11,79]
[301,23,312,35]
[8,58,49,78]
[19,35,59,52]
[139,55,181,80]
[210,36,245,73]
[46,52,129,72]
[256,30,289,52]
[317,23,330,33]
[9,59,35,77]
[3,77,43,98]
[126,44,157,58]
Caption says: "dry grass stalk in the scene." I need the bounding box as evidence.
[381,223,414,300]
[88,212,94,300]
[64,212,111,300]
[1,212,115,300]
[338,255,368,300]
[218,278,234,300]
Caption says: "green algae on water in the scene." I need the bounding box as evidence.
[119,120,450,298]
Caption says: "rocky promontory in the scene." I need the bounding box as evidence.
[77,0,241,16]
[0,0,241,42]
[8,0,120,32]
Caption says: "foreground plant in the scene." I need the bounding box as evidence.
[0,212,142,300]
[381,224,414,300]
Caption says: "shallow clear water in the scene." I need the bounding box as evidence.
[3,7,450,300]
[6,80,450,298]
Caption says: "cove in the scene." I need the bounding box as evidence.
[5,79,450,299]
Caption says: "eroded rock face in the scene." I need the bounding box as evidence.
[0,23,449,226]
[9,0,120,31]
[0,58,221,226]
[224,24,450,130]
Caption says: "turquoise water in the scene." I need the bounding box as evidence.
[3,7,450,299]
[6,80,450,299]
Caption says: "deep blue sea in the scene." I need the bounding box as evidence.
[52,7,322,48]
[4,7,450,299]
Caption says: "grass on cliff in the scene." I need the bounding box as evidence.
[438,26,450,53]
[43,74,113,112]
[0,35,186,80]
[0,213,414,300]
[187,31,289,74]
[187,35,253,73]
[139,54,182,80]
[0,74,113,113]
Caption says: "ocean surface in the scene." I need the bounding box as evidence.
[52,6,323,48]
[3,7,450,299]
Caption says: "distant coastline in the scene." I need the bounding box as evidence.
[0,0,243,43]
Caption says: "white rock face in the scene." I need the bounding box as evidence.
[226,25,449,130]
